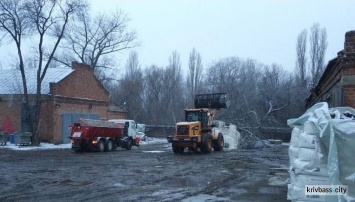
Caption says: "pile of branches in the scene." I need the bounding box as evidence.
[237,127,270,149]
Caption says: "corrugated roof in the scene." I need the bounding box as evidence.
[0,68,73,94]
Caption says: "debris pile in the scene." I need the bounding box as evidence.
[237,128,269,149]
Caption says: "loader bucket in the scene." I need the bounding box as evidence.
[194,93,229,109]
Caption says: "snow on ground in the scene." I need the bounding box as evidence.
[140,137,168,145]
[0,142,71,150]
[0,137,169,151]
[0,136,281,151]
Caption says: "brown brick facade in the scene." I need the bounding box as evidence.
[306,30,355,108]
[49,62,109,102]
[0,62,127,144]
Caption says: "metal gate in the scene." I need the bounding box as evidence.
[61,113,98,143]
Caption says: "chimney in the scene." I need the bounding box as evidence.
[345,30,355,56]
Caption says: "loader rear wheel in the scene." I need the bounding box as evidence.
[98,140,105,152]
[213,133,224,151]
[172,144,184,154]
[200,134,212,154]
[106,140,113,152]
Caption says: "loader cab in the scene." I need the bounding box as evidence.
[185,109,209,130]
[185,110,200,122]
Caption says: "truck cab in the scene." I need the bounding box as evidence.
[108,119,138,139]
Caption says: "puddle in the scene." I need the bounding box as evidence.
[182,194,229,202]
[258,187,280,194]
[226,188,248,195]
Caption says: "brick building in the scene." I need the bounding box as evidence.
[305,30,355,108]
[0,62,127,144]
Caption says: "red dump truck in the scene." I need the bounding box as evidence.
[69,118,140,152]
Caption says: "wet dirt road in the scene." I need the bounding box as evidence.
[0,142,289,202]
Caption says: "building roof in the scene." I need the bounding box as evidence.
[0,67,73,94]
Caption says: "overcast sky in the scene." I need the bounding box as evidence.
[90,0,355,73]
[1,1,354,75]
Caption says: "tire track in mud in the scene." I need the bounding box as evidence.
[0,143,289,202]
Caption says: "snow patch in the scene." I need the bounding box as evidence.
[140,137,168,145]
[113,183,125,187]
[0,137,168,151]
[346,173,355,182]
[268,176,289,186]
[142,151,165,153]
[0,142,71,150]
[215,121,240,150]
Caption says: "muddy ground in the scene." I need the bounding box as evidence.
[0,142,289,202]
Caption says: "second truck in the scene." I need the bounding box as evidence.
[167,93,228,154]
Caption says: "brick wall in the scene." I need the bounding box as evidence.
[0,62,127,143]
[0,96,22,133]
[306,30,355,108]
[343,85,355,108]
[38,99,54,142]
[343,31,355,108]
[345,31,355,56]
[107,111,127,120]
[51,101,109,144]
[50,62,109,102]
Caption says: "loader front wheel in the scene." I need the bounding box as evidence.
[200,134,212,154]
[213,133,224,151]
[172,144,184,154]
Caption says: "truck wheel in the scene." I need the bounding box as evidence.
[213,133,224,151]
[106,140,113,152]
[188,147,197,152]
[125,139,132,150]
[112,140,117,151]
[172,144,184,154]
[98,140,105,152]
[200,134,212,154]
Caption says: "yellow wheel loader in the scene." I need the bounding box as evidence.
[167,93,228,154]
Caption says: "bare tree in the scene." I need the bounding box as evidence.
[257,64,289,123]
[162,51,184,124]
[0,0,86,145]
[187,48,203,106]
[116,51,144,121]
[143,65,165,124]
[309,23,327,85]
[295,29,308,87]
[55,7,139,83]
